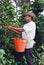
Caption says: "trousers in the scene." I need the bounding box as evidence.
[11,48,34,65]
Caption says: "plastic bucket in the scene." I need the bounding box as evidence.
[13,38,27,52]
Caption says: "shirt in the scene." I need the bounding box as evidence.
[22,21,36,49]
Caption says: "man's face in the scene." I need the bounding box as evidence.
[24,15,31,22]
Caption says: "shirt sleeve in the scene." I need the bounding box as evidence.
[23,24,33,32]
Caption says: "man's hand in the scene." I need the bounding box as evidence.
[8,25,13,30]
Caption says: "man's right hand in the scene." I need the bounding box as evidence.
[8,25,13,30]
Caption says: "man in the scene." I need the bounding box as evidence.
[8,11,36,65]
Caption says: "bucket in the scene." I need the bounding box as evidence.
[13,38,27,52]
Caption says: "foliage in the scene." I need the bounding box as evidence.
[0,49,16,65]
[33,0,44,16]
[0,0,44,65]
[0,0,21,65]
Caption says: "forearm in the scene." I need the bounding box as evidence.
[12,28,22,34]
[11,27,24,32]
[8,26,24,34]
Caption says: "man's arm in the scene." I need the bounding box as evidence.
[8,26,24,34]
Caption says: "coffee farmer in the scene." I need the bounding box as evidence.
[8,11,36,65]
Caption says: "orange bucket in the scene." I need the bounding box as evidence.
[13,38,27,52]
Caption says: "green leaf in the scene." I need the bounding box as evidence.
[0,49,5,57]
[41,44,44,50]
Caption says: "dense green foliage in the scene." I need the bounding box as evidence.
[0,0,44,65]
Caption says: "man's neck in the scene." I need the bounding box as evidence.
[28,20,33,23]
